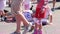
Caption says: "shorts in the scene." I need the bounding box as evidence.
[33,18,49,24]
[11,0,22,13]
[33,18,41,24]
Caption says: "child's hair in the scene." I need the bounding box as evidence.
[30,5,33,10]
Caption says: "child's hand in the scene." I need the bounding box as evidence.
[47,20,53,25]
[47,22,53,25]
[31,13,35,17]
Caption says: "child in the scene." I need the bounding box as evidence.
[22,0,33,34]
[33,0,53,34]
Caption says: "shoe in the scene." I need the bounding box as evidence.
[11,32,21,34]
[33,29,38,34]
[38,30,42,34]
[22,26,28,34]
[28,27,34,32]
[51,8,55,11]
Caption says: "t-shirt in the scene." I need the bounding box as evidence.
[23,10,33,22]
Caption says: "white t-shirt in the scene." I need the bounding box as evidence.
[0,0,6,10]
[23,10,33,22]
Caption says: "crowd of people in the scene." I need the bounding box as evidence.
[0,0,56,34]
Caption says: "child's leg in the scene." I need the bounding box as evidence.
[36,19,42,34]
[33,23,38,34]
[34,19,42,34]
[38,23,42,34]
[33,18,39,34]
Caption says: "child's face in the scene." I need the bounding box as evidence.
[24,4,30,10]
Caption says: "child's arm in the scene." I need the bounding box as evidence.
[48,7,53,24]
[48,15,52,23]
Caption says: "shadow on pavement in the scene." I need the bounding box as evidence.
[51,7,60,11]
[55,7,60,9]
[49,0,60,3]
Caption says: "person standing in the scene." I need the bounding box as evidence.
[33,0,53,34]
[11,0,29,34]
[8,0,12,7]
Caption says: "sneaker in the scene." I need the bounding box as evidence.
[33,29,39,34]
[51,8,55,11]
[28,27,34,32]
[23,26,28,34]
[38,30,42,34]
[11,32,21,34]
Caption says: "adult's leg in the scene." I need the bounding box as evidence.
[52,0,56,11]
[9,0,11,7]
[53,0,56,9]
[12,11,29,34]
[14,14,22,33]
[11,0,29,33]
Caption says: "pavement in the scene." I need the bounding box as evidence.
[0,1,60,34]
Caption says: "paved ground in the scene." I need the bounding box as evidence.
[0,1,60,34]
